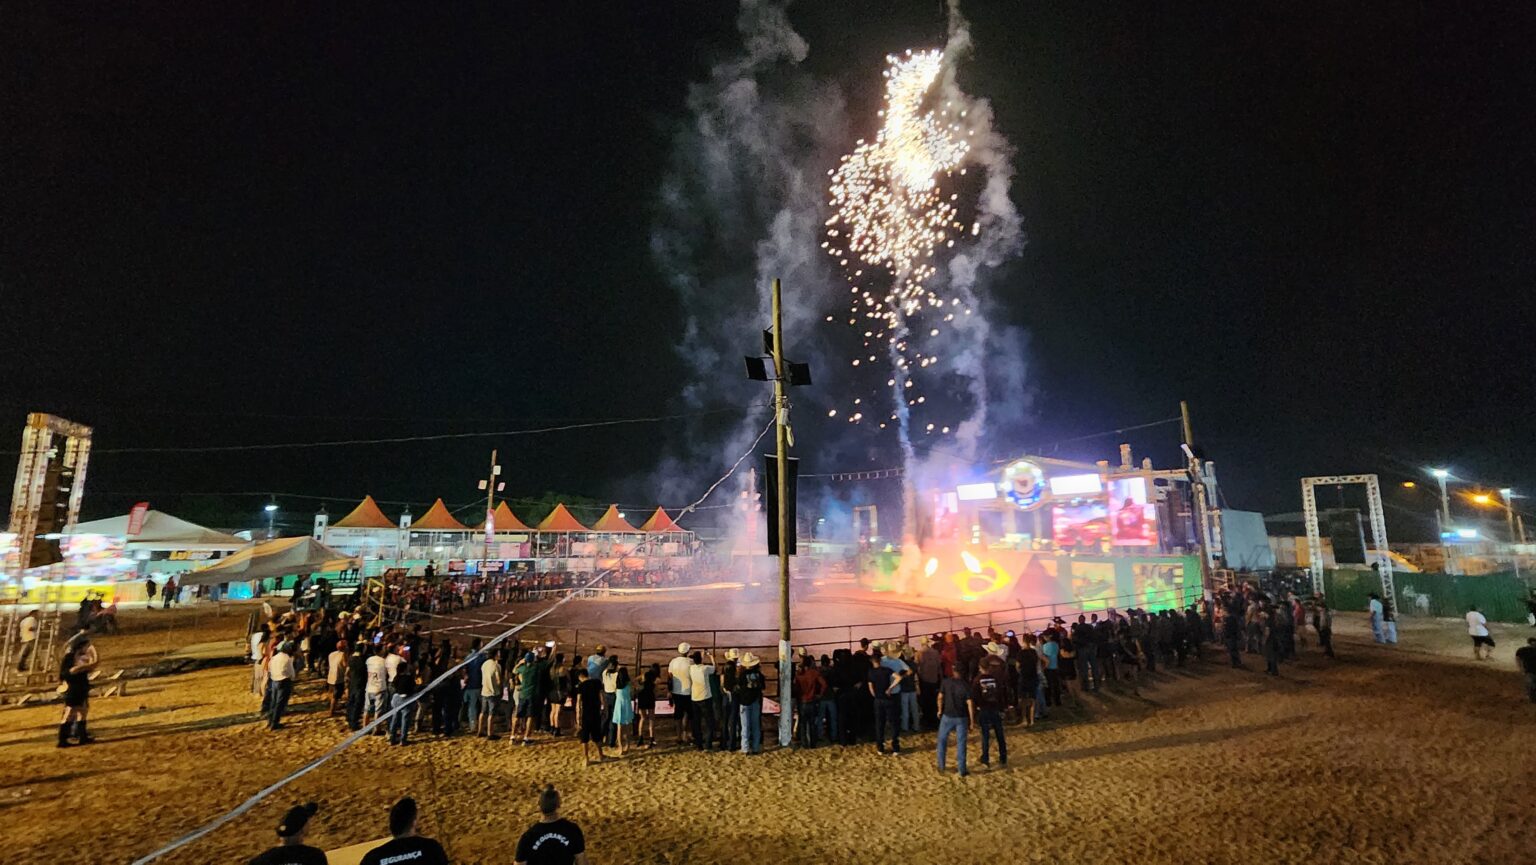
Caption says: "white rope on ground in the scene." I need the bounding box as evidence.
[129,569,614,865]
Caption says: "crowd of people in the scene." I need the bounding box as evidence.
[247,578,1365,776]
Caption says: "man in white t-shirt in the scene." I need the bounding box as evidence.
[479,654,504,739]
[363,646,389,731]
[266,643,297,730]
[327,642,349,717]
[688,651,716,751]
[667,642,694,745]
[384,644,406,687]
[1466,606,1494,660]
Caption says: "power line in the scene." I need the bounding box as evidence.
[14,407,749,456]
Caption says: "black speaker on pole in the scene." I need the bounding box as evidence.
[764,455,798,556]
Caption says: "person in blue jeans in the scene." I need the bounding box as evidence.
[734,653,765,754]
[935,665,973,776]
[389,659,419,746]
[462,640,485,735]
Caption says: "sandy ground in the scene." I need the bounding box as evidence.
[0,599,1532,865]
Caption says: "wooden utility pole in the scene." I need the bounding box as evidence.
[1180,401,1215,591]
[770,278,793,748]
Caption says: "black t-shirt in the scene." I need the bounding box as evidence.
[248,844,328,865]
[358,835,449,865]
[1517,645,1536,675]
[577,678,604,720]
[867,665,895,700]
[970,671,1008,711]
[515,818,586,865]
[734,667,765,704]
[939,677,971,718]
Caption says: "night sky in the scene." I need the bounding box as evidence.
[2,2,1533,539]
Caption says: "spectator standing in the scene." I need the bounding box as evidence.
[971,655,1011,768]
[514,785,589,865]
[463,638,486,736]
[515,651,541,745]
[667,642,694,745]
[867,653,901,755]
[688,651,717,751]
[936,663,973,777]
[916,636,943,729]
[636,663,659,748]
[359,798,448,865]
[56,632,98,748]
[345,641,369,730]
[326,640,348,717]
[1368,593,1386,644]
[734,652,765,754]
[1467,606,1495,660]
[600,656,620,747]
[1040,631,1063,708]
[247,802,325,865]
[793,657,826,747]
[611,666,634,757]
[267,641,297,730]
[388,655,419,746]
[479,650,504,739]
[575,668,606,766]
[1313,598,1336,659]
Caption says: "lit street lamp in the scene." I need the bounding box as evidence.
[264,500,279,539]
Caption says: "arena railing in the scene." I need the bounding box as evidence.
[364,584,1205,704]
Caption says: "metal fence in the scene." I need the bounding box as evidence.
[376,582,1206,702]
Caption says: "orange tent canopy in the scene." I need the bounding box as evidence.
[474,501,532,532]
[410,498,469,531]
[590,505,639,533]
[332,495,396,529]
[639,507,684,533]
[537,503,589,532]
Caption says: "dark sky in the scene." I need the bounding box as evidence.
[2,2,1533,538]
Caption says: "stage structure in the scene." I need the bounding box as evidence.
[1301,474,1392,606]
[847,443,1227,610]
[2,413,93,689]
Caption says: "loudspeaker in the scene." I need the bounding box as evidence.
[764,455,798,556]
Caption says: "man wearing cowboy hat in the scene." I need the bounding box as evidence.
[668,642,694,745]
[733,652,765,754]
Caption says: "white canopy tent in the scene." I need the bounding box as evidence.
[179,537,359,587]
[69,510,247,552]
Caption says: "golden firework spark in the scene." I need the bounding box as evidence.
[824,49,975,429]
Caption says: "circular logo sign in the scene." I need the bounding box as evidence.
[1002,459,1045,510]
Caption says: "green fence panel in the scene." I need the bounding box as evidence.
[1324,569,1532,624]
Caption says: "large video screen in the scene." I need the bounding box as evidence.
[1052,502,1109,550]
[1108,476,1159,547]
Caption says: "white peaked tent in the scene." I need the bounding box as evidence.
[179,537,359,586]
[69,509,247,552]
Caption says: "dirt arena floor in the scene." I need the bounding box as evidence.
[0,595,1532,865]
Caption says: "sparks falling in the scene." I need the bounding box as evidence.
[823,48,975,431]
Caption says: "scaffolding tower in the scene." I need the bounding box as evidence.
[1301,474,1393,610]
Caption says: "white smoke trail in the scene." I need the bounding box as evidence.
[648,0,846,543]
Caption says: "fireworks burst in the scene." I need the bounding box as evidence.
[823,48,976,431]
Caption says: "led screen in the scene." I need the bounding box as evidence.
[1108,476,1159,547]
[1052,502,1109,550]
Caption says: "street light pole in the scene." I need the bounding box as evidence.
[770,277,793,750]
[264,500,279,540]
[1431,469,1451,527]
[1499,488,1517,543]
